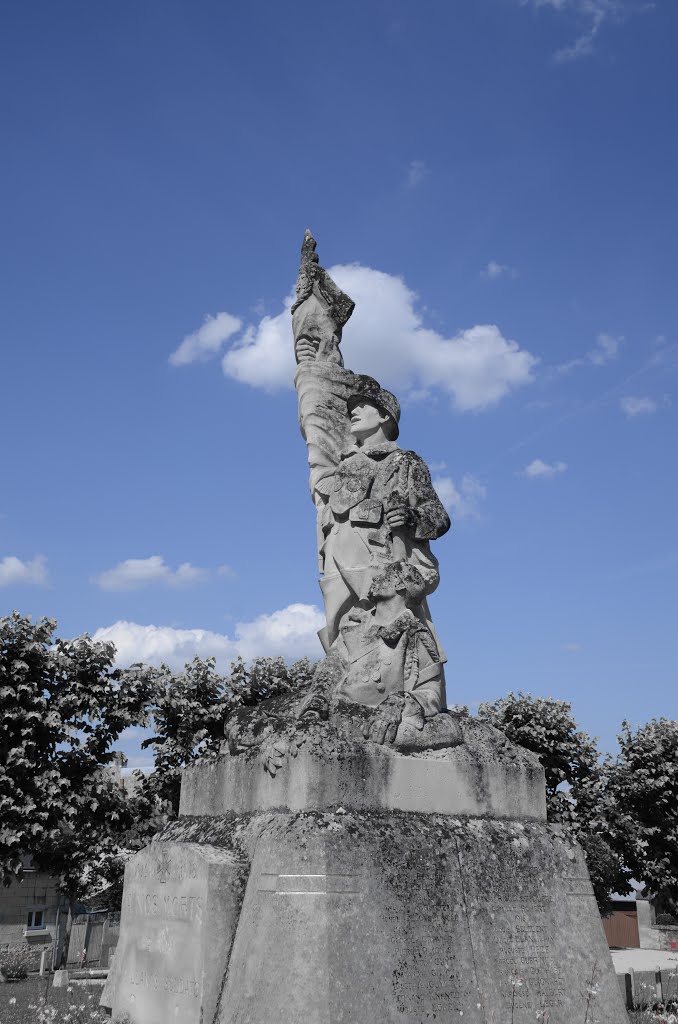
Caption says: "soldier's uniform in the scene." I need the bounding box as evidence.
[335,607,445,719]
[316,438,450,650]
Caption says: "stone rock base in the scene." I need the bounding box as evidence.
[183,703,548,821]
[102,810,626,1024]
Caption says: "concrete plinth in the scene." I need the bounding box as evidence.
[180,717,547,821]
[103,712,626,1024]
[104,810,625,1024]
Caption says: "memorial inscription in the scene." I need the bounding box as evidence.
[124,891,204,920]
[456,821,617,1022]
[101,842,248,1024]
[129,969,200,999]
[375,828,484,1021]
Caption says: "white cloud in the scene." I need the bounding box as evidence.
[522,459,568,479]
[119,726,145,740]
[589,332,621,365]
[0,555,48,587]
[407,160,428,187]
[553,21,602,62]
[620,395,657,418]
[169,312,242,367]
[93,603,325,670]
[233,604,325,660]
[521,0,647,63]
[433,475,487,520]
[220,264,537,412]
[557,332,622,373]
[92,555,231,592]
[562,642,582,653]
[221,307,296,392]
[481,261,518,280]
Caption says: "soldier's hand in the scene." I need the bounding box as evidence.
[295,338,317,362]
[386,508,409,529]
[363,694,407,745]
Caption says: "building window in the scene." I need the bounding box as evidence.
[26,910,44,930]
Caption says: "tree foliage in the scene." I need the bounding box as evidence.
[477,692,598,812]
[1,611,316,904]
[0,612,156,893]
[605,718,678,912]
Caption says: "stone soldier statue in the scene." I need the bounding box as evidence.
[292,231,451,736]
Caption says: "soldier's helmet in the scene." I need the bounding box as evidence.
[346,374,400,441]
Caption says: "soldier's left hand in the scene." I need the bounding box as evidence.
[386,508,409,529]
[363,694,407,745]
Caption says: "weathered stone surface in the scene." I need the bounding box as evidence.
[457,821,615,1022]
[132,810,625,1024]
[110,758,623,1024]
[101,841,247,1024]
[216,813,480,1024]
[183,710,546,821]
[291,229,354,364]
[292,233,451,708]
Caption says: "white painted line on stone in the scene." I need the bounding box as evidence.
[257,871,360,894]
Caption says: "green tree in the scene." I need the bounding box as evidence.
[0,612,157,895]
[477,691,630,911]
[605,718,678,911]
[1,611,316,908]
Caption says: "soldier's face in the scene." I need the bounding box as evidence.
[349,400,389,440]
[369,575,397,600]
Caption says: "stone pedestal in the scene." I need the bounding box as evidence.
[102,713,627,1023]
[101,842,247,1024]
[179,713,547,821]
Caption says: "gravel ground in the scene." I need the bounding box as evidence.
[0,976,111,1023]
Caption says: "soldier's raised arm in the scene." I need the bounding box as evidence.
[291,229,354,366]
[292,231,357,504]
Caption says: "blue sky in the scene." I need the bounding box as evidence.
[1,0,676,766]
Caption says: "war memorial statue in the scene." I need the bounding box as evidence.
[292,229,452,744]
[102,235,627,1024]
